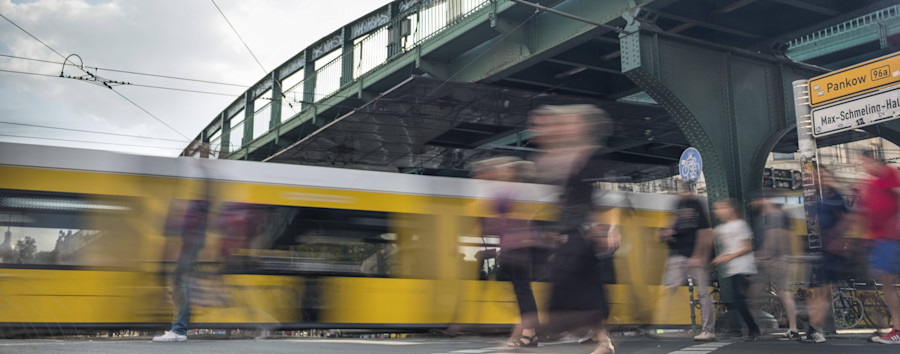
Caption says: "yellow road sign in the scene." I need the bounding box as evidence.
[808,51,900,107]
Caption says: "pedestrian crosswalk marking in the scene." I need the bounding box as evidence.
[668,341,733,354]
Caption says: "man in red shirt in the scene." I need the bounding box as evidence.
[859,150,900,344]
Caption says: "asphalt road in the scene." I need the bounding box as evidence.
[1,334,898,354]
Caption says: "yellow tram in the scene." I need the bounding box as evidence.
[0,142,714,333]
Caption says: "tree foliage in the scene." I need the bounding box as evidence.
[15,236,37,264]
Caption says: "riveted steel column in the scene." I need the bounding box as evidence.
[387,2,402,58]
[270,71,282,129]
[199,128,210,159]
[302,49,316,110]
[220,112,231,155]
[620,28,813,205]
[243,91,254,147]
[340,27,354,87]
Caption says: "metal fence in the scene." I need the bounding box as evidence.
[207,0,492,157]
[789,4,899,49]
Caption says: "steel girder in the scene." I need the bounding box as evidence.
[619,25,822,204]
[448,0,652,83]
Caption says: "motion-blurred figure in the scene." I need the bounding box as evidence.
[475,157,552,347]
[154,160,212,342]
[531,104,618,354]
[857,150,900,344]
[658,182,714,341]
[750,194,798,339]
[807,167,852,343]
[710,199,760,341]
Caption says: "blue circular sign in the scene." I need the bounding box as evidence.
[679,147,703,184]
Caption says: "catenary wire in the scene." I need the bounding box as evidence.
[211,0,267,75]
[0,53,248,87]
[0,12,191,142]
[0,68,58,78]
[0,11,66,60]
[108,89,190,141]
[0,66,242,97]
[0,133,190,151]
[0,121,190,143]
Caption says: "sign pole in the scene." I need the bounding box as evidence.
[794,80,822,251]
[794,80,825,306]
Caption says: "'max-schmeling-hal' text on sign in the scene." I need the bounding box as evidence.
[808,52,900,107]
[812,85,900,137]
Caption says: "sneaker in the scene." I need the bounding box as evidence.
[152,331,187,342]
[693,331,715,341]
[871,329,888,342]
[784,331,800,340]
[873,328,900,344]
[808,331,826,343]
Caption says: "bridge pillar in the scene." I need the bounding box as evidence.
[619,25,820,206]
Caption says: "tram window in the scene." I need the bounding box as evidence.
[0,189,135,267]
[223,204,423,278]
[457,216,550,282]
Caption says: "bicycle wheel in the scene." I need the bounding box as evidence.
[832,296,864,329]
[860,293,892,328]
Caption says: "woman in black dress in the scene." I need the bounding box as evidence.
[530,104,618,354]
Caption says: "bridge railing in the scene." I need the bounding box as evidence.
[788,4,899,49]
[185,0,492,158]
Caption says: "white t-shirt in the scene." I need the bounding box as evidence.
[715,219,757,277]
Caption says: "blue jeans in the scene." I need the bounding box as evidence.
[170,244,202,335]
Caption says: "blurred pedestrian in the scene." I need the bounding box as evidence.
[658,182,715,340]
[154,160,212,342]
[476,157,552,347]
[531,104,618,354]
[807,167,852,343]
[857,150,900,344]
[710,199,760,341]
[750,194,798,339]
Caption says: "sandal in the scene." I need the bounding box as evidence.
[590,337,615,354]
[507,334,538,347]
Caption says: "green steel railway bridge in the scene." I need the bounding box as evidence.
[180,0,900,202]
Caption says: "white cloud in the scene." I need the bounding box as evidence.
[0,0,392,156]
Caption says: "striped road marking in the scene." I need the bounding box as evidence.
[668,341,734,353]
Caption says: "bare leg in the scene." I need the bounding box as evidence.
[507,323,522,344]
[808,285,830,330]
[591,321,613,354]
[878,274,900,331]
[779,290,799,332]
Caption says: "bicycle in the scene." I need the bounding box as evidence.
[831,280,865,329]
[856,280,898,329]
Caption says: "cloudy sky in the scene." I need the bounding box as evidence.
[0,0,392,156]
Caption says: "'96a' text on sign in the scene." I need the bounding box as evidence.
[808,52,900,107]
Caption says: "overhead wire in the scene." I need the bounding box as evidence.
[0,68,58,78]
[0,66,243,97]
[109,89,190,141]
[0,11,192,142]
[210,0,302,114]
[210,0,267,75]
[0,121,189,142]
[0,133,190,151]
[0,53,247,87]
[0,12,65,60]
